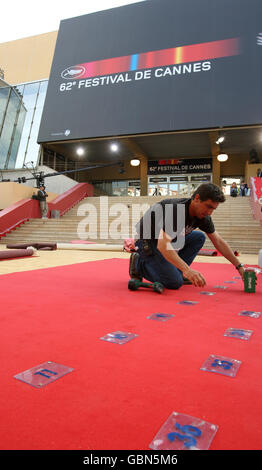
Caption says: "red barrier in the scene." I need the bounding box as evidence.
[250,177,262,225]
[47,183,94,216]
[0,199,41,239]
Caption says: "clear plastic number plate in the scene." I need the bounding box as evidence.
[238,310,261,318]
[200,354,241,377]
[199,291,216,296]
[149,411,218,450]
[14,361,74,388]
[100,331,138,344]
[224,328,253,340]
[147,313,174,322]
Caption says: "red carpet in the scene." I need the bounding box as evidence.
[1,259,262,450]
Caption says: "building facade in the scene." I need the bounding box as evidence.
[0,32,56,171]
[0,1,261,196]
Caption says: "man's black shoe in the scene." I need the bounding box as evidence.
[129,252,142,280]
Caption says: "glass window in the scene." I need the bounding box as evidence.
[128,186,141,196]
[0,89,20,168]
[190,183,200,196]
[36,80,48,108]
[25,135,40,165]
[169,183,179,197]
[148,184,157,196]
[15,133,30,168]
[14,84,24,97]
[179,183,190,197]
[127,180,140,196]
[93,181,112,195]
[112,180,128,196]
[14,80,48,168]
[7,104,26,169]
[157,183,168,196]
[22,82,40,110]
[0,80,46,169]
[0,85,10,130]
[16,107,34,164]
[30,106,43,139]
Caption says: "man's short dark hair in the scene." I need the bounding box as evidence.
[192,183,226,203]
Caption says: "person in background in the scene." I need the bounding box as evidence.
[37,184,48,219]
[240,181,248,196]
[153,187,158,196]
[256,168,262,178]
[221,180,227,194]
[230,182,238,197]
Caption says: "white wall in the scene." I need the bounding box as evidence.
[0,181,58,209]
[0,165,78,195]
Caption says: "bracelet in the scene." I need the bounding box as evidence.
[235,263,244,270]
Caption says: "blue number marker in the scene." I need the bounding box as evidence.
[211,359,232,370]
[167,422,202,448]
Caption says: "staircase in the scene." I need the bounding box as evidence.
[1,195,261,254]
[202,196,262,254]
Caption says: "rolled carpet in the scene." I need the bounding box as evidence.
[0,249,35,260]
[6,243,57,250]
[199,248,240,257]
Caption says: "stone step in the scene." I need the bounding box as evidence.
[5,231,260,239]
[29,211,259,219]
[26,219,259,228]
[2,231,261,242]
[73,207,255,212]
[1,235,259,246]
[6,228,261,240]
[1,195,260,254]
[1,239,259,254]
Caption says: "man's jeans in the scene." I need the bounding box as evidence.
[136,231,206,289]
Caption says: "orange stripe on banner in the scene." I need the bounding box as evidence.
[175,47,183,64]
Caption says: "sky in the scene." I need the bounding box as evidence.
[0,0,146,43]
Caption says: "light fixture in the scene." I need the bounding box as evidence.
[76,147,84,156]
[216,133,228,162]
[110,143,118,152]
[130,159,140,166]
[217,153,228,162]
[216,136,225,144]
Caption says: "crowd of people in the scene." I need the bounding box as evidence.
[230,181,249,197]
[228,169,262,197]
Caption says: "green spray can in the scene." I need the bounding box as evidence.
[244,268,256,293]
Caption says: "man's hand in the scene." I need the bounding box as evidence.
[182,267,206,287]
[157,229,206,287]
[124,238,137,253]
[207,232,246,282]
[238,266,245,281]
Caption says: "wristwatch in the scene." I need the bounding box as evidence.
[235,263,244,270]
